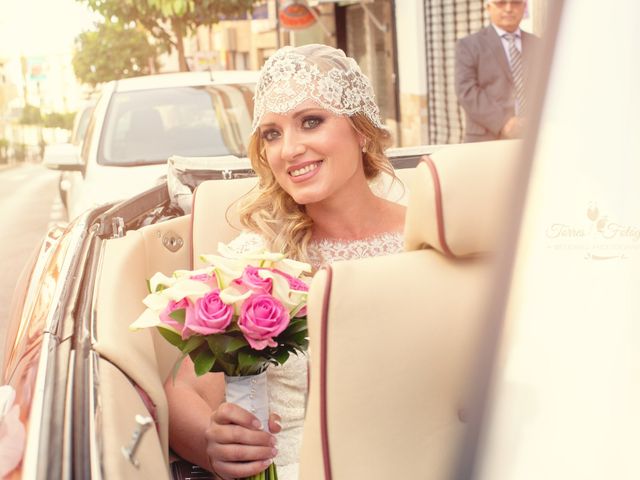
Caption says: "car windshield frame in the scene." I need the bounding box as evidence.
[97,83,255,167]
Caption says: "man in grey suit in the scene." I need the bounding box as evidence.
[455,0,540,142]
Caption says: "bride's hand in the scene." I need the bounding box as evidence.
[205,402,281,479]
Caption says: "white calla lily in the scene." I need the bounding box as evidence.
[270,272,300,312]
[149,272,177,292]
[200,254,243,278]
[129,308,163,330]
[273,258,313,277]
[219,285,252,305]
[163,278,211,301]
[143,278,212,312]
[173,266,214,278]
[142,292,171,312]
[242,250,285,265]
[289,289,308,305]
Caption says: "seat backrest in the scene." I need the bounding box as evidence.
[190,176,257,267]
[404,139,522,257]
[299,140,523,479]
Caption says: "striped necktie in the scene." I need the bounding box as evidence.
[505,33,526,115]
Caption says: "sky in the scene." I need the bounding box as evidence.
[0,0,98,58]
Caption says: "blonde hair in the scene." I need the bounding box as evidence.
[237,113,395,261]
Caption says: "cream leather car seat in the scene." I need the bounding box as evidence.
[299,140,523,479]
[191,176,257,268]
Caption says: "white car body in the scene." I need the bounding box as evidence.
[53,70,258,220]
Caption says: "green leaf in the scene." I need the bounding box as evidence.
[182,335,205,354]
[290,331,308,345]
[169,353,187,384]
[283,318,307,336]
[169,308,186,324]
[227,323,242,333]
[193,349,216,376]
[145,278,152,293]
[205,334,248,355]
[237,349,270,375]
[157,327,186,349]
[224,336,247,353]
[238,349,260,370]
[211,355,236,376]
[273,350,289,365]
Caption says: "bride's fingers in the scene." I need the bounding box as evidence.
[213,402,264,429]
[207,402,279,476]
[268,413,282,433]
[210,442,277,463]
[210,459,274,479]
[207,422,275,447]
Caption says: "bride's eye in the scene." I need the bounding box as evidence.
[301,116,323,129]
[261,129,280,142]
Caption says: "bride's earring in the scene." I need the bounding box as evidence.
[361,141,366,153]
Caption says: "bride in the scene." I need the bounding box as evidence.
[165,43,405,479]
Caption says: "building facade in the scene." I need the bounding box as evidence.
[163,0,548,147]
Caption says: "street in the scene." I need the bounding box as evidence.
[0,162,67,368]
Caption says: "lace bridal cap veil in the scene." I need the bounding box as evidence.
[251,44,384,133]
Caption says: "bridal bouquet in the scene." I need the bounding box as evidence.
[130,242,311,480]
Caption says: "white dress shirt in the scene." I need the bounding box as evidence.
[492,24,523,64]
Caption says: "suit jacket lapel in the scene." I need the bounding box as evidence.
[482,26,512,81]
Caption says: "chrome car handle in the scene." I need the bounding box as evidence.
[121,414,154,468]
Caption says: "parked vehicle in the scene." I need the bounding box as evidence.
[43,70,257,221]
[47,99,96,207]
[2,1,638,478]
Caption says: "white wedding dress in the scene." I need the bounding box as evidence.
[227,231,403,480]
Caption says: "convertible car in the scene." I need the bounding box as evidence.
[2,0,638,479]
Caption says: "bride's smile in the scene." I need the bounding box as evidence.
[287,159,323,180]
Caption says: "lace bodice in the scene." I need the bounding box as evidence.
[307,233,404,268]
[226,231,403,479]
[227,231,404,270]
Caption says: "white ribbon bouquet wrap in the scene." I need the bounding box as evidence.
[225,372,270,432]
[131,242,311,480]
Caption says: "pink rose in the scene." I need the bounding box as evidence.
[238,293,290,350]
[184,289,233,335]
[160,298,192,339]
[232,265,273,294]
